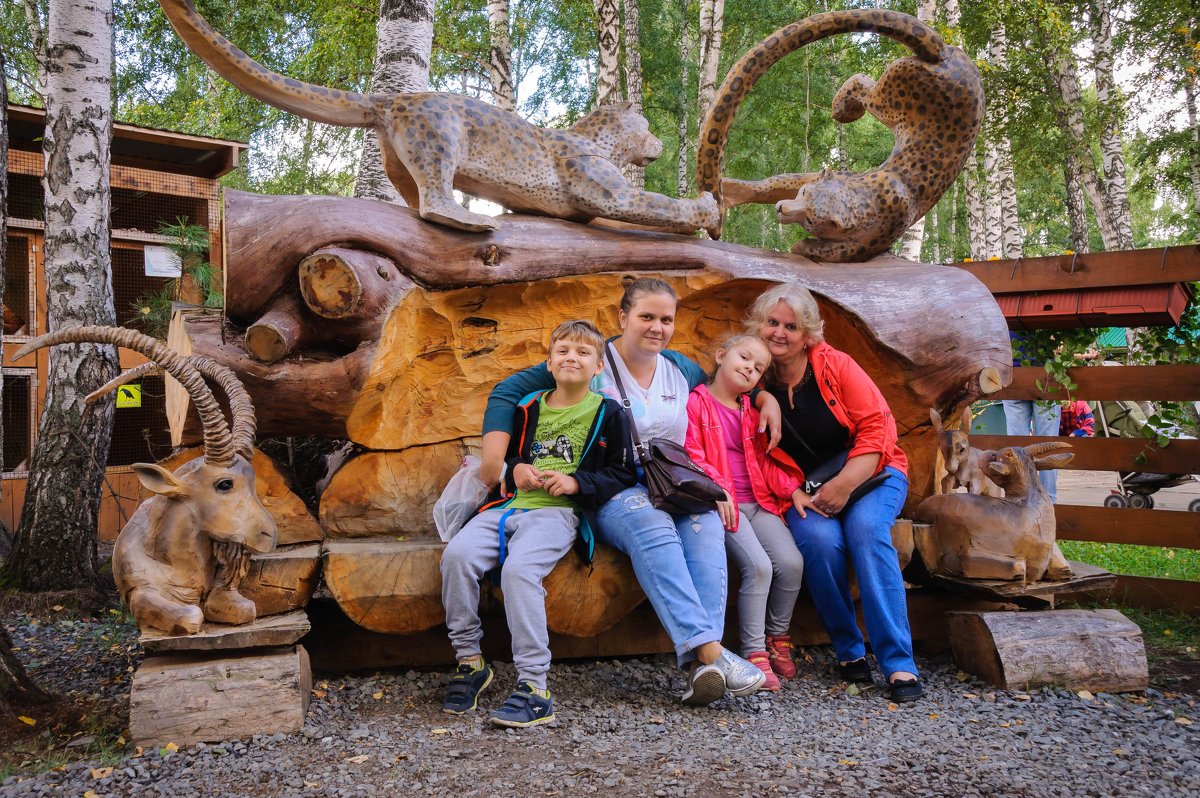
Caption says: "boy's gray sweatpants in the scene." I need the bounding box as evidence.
[725,502,805,656]
[441,507,577,689]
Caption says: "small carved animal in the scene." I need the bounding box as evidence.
[914,443,1075,584]
[157,0,718,235]
[14,327,277,635]
[930,407,1001,497]
[696,9,984,262]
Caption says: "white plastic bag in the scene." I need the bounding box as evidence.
[434,455,489,542]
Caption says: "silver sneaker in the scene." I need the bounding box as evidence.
[713,649,767,697]
[681,663,725,706]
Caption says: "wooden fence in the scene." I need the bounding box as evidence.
[954,247,1200,615]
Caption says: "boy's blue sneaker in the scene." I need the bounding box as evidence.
[443,659,493,714]
[488,683,556,728]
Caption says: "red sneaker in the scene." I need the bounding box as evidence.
[747,651,781,691]
[765,634,797,679]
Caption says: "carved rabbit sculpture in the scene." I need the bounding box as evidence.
[913,443,1075,584]
[931,407,1001,497]
[13,327,277,635]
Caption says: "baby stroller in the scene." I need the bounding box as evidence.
[1095,400,1200,511]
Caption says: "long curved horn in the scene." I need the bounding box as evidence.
[84,357,256,460]
[1023,441,1074,458]
[14,326,236,466]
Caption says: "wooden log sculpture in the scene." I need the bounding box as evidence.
[696,9,984,262]
[913,443,1076,584]
[13,327,278,635]
[931,408,1001,497]
[155,0,718,235]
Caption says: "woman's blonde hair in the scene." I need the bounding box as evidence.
[744,283,825,344]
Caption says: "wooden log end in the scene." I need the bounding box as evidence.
[299,251,361,319]
[978,366,1004,395]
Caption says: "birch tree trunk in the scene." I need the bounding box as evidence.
[7,0,120,592]
[1186,73,1200,229]
[988,26,1022,258]
[982,139,1002,258]
[697,0,724,124]
[622,0,645,189]
[897,0,939,260]
[487,0,515,112]
[1048,42,1120,250]
[594,0,622,106]
[677,7,694,197]
[962,165,986,260]
[1064,154,1090,252]
[353,0,435,204]
[1090,0,1133,249]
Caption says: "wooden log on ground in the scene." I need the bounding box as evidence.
[161,447,322,546]
[947,609,1148,692]
[319,440,478,538]
[198,190,1012,509]
[245,291,311,364]
[240,544,322,617]
[537,544,644,638]
[130,645,311,747]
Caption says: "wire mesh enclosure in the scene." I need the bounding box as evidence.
[2,370,35,474]
[106,374,173,468]
[4,234,33,337]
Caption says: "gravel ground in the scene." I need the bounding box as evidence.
[3,611,1198,798]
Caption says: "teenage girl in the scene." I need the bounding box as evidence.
[684,335,808,690]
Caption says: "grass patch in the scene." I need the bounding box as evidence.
[1059,540,1200,581]
[0,695,129,781]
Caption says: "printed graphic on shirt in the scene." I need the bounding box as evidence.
[510,391,603,510]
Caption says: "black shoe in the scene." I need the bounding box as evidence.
[443,659,494,714]
[838,657,873,683]
[888,677,923,703]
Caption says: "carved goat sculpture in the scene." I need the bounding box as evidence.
[913,443,1075,584]
[14,327,277,635]
[155,0,717,235]
[930,407,1001,497]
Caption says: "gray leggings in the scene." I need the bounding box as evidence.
[724,502,806,656]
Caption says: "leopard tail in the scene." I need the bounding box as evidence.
[695,9,945,235]
[157,0,377,128]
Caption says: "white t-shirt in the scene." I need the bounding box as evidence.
[596,343,690,463]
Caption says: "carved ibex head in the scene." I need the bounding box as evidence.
[984,442,1074,500]
[14,326,276,555]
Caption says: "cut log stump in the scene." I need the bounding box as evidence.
[240,544,322,617]
[534,544,643,637]
[130,644,311,747]
[947,609,1148,693]
[139,610,311,655]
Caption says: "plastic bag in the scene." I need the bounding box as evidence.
[434,456,489,542]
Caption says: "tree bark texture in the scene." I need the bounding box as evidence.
[982,139,1001,258]
[486,0,515,112]
[1047,40,1120,250]
[989,25,1021,259]
[594,0,621,106]
[1188,74,1200,229]
[676,5,694,198]
[696,0,725,125]
[1090,0,1133,250]
[353,0,435,204]
[179,190,1012,514]
[9,0,120,592]
[1064,153,1090,253]
[622,0,645,189]
[962,164,986,261]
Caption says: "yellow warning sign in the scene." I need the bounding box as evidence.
[116,385,142,409]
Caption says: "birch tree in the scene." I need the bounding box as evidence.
[1187,74,1200,226]
[622,0,645,188]
[897,0,938,260]
[594,0,621,106]
[696,0,724,124]
[7,0,120,592]
[354,0,435,203]
[487,0,515,112]
[1090,0,1133,248]
[677,6,694,197]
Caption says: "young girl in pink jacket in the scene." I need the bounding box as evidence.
[685,335,808,690]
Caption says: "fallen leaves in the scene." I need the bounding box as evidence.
[159,742,179,756]
[17,716,36,727]
[372,691,384,700]
[1014,694,1032,701]
[1176,716,1193,726]
[886,703,899,712]
[346,754,369,764]
[90,767,113,779]
[431,728,451,735]
[1077,690,1095,701]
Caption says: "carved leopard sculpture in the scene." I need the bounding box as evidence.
[157,0,717,235]
[696,9,984,262]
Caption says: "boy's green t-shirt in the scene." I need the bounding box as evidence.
[508,391,603,510]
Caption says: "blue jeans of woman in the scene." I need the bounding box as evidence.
[597,485,727,666]
[784,466,917,678]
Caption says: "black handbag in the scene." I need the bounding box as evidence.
[782,416,888,511]
[606,347,724,515]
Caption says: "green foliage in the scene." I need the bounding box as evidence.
[126,218,218,339]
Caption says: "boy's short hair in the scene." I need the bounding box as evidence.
[549,319,605,353]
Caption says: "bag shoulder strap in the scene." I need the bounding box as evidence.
[606,344,646,456]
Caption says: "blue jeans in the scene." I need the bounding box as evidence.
[597,485,727,666]
[785,467,917,678]
[1002,400,1061,501]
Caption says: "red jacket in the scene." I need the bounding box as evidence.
[802,341,908,477]
[685,384,804,531]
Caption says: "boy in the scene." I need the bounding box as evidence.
[440,320,635,727]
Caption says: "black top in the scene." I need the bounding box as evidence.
[767,367,850,474]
